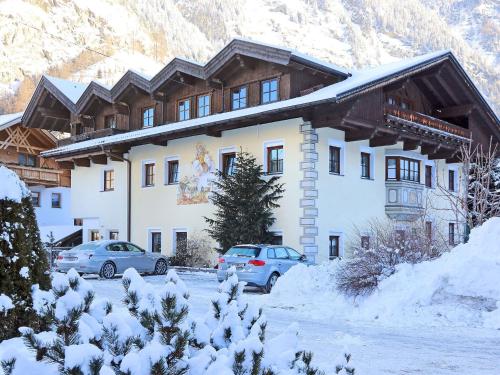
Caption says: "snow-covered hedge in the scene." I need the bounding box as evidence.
[270,217,500,328]
[0,267,350,375]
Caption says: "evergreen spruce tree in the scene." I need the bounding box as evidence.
[0,166,50,340]
[205,150,284,252]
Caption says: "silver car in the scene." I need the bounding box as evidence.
[217,244,309,293]
[55,240,168,279]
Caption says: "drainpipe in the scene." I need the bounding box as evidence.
[102,146,132,242]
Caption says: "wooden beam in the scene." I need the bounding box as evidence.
[90,154,108,165]
[73,157,90,167]
[428,148,457,160]
[206,128,222,137]
[57,161,74,170]
[152,135,169,146]
[446,155,461,164]
[345,128,377,142]
[113,102,130,115]
[37,107,68,120]
[370,134,400,147]
[421,143,442,155]
[433,104,474,119]
[403,139,421,151]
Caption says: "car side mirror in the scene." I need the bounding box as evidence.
[299,254,307,261]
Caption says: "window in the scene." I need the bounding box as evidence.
[90,230,100,241]
[261,78,278,104]
[361,152,371,179]
[425,165,433,188]
[104,170,114,191]
[232,86,247,110]
[104,115,116,129]
[274,247,289,259]
[400,100,410,109]
[197,95,210,117]
[51,193,61,208]
[270,233,283,245]
[448,169,456,192]
[222,152,236,176]
[287,248,302,261]
[267,145,284,174]
[167,160,179,184]
[175,231,187,254]
[74,218,83,226]
[31,191,40,207]
[385,157,420,182]
[387,96,397,106]
[425,221,432,240]
[329,146,341,174]
[395,230,406,244]
[329,236,340,259]
[267,248,276,259]
[125,243,144,253]
[144,163,155,187]
[151,232,161,253]
[109,231,119,240]
[18,153,36,167]
[361,236,370,250]
[448,223,455,246]
[107,243,124,252]
[142,107,154,127]
[178,99,190,121]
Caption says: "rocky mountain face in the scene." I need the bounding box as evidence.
[0,0,498,113]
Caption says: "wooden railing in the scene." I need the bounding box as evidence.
[384,105,471,139]
[7,164,70,187]
[57,128,127,147]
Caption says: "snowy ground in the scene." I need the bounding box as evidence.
[89,271,500,375]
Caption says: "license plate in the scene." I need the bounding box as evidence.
[65,256,78,261]
[235,263,245,269]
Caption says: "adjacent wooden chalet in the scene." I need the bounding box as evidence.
[20,39,498,166]
[0,112,70,187]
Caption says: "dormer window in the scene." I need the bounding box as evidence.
[232,86,247,110]
[104,115,116,129]
[178,99,191,121]
[197,95,210,117]
[143,107,154,127]
[261,78,279,104]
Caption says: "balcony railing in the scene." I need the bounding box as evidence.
[384,106,471,140]
[7,164,70,187]
[57,128,127,147]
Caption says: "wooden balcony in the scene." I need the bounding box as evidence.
[7,164,71,187]
[384,106,471,140]
[57,128,127,147]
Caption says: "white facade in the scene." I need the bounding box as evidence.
[68,117,463,263]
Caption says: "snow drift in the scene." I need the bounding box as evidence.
[270,217,500,328]
[0,165,30,203]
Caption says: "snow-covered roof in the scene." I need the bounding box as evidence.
[42,50,457,158]
[45,76,89,104]
[39,225,82,244]
[0,111,23,131]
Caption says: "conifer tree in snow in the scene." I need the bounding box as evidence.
[0,166,50,340]
[205,150,284,252]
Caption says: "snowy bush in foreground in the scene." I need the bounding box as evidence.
[0,267,342,374]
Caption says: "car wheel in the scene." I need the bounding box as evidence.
[265,273,279,293]
[100,262,116,279]
[154,259,168,275]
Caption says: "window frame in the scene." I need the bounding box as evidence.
[267,145,284,175]
[197,94,211,118]
[104,114,117,129]
[19,153,37,167]
[173,230,188,255]
[361,152,371,179]
[425,221,432,240]
[222,152,237,176]
[329,146,341,175]
[231,85,248,110]
[178,98,191,121]
[103,169,115,192]
[142,106,155,128]
[143,162,155,187]
[167,159,179,185]
[385,156,420,183]
[448,169,456,192]
[109,231,119,240]
[329,235,340,259]
[361,236,370,250]
[150,231,162,253]
[31,191,40,207]
[425,164,433,188]
[51,192,61,208]
[448,223,455,246]
[261,78,279,104]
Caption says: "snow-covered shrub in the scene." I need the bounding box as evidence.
[337,219,445,296]
[168,233,218,268]
[0,166,50,340]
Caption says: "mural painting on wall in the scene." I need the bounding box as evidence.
[177,143,216,205]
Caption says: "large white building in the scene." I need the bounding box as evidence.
[19,39,498,262]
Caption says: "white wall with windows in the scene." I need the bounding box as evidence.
[30,186,73,228]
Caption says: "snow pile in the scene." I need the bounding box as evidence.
[0,165,30,203]
[270,217,500,328]
[0,294,13,313]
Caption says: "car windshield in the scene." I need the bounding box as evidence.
[225,246,261,258]
[70,243,101,251]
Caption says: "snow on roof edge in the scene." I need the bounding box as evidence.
[0,112,23,131]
